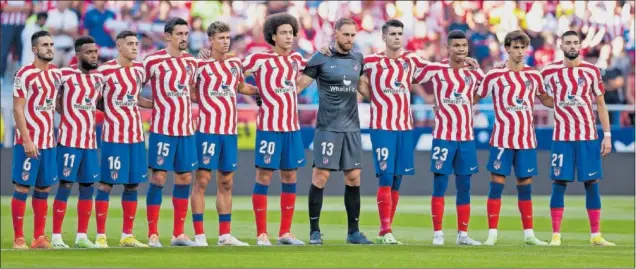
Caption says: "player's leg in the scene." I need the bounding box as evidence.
[513,149,547,245]
[484,146,512,245]
[191,132,220,246]
[252,130,281,246]
[578,140,614,246]
[146,133,176,247]
[390,130,415,227]
[429,139,457,245]
[52,145,81,248]
[370,129,398,244]
[341,132,371,244]
[94,182,112,248]
[453,140,481,245]
[549,141,575,246]
[215,134,247,246]
[11,144,37,249]
[277,130,306,245]
[95,141,128,249]
[308,130,342,244]
[74,149,99,248]
[171,134,198,246]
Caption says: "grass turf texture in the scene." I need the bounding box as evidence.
[1,195,634,268]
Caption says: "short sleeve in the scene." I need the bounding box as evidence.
[303,53,326,79]
[413,65,438,84]
[13,71,27,98]
[242,53,263,74]
[476,72,493,98]
[535,74,546,96]
[591,67,605,96]
[142,56,153,84]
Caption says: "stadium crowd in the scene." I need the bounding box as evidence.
[1,0,634,126]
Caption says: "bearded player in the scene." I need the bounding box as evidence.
[189,21,258,247]
[11,30,61,249]
[143,17,199,247]
[93,30,153,248]
[413,30,484,246]
[51,36,104,249]
[474,30,552,246]
[541,31,614,246]
[242,13,307,246]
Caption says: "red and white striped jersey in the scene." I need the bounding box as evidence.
[541,60,605,141]
[12,64,61,149]
[143,49,198,136]
[242,50,306,132]
[363,51,430,130]
[58,65,104,149]
[414,63,484,141]
[98,59,146,143]
[477,66,546,149]
[194,57,244,135]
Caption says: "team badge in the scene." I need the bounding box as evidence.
[264,154,271,164]
[525,80,532,89]
[402,61,409,70]
[230,67,238,76]
[186,65,192,75]
[322,156,329,165]
[353,65,359,71]
[292,62,298,71]
[464,76,472,85]
[435,160,444,170]
[577,77,585,86]
[553,167,560,176]
[110,170,118,180]
[157,156,164,165]
[136,76,142,86]
[493,160,501,170]
[379,160,387,171]
[203,156,211,165]
[94,81,102,90]
[63,167,72,177]
[21,171,29,181]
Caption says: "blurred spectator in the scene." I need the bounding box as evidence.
[1,0,33,80]
[468,19,496,63]
[83,0,116,58]
[189,16,207,56]
[46,1,79,67]
[139,33,159,61]
[21,12,48,65]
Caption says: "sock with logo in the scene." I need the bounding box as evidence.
[32,190,49,238]
[487,181,504,229]
[431,173,449,232]
[121,189,138,235]
[344,185,361,234]
[279,183,296,237]
[172,184,190,237]
[11,191,27,239]
[585,182,601,235]
[53,185,71,235]
[455,175,471,232]
[77,185,94,234]
[550,182,566,233]
[95,188,110,235]
[517,183,534,231]
[219,214,231,236]
[390,175,402,223]
[308,184,324,233]
[252,183,268,236]
[377,174,393,236]
[146,183,163,237]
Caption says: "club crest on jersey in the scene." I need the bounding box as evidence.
[136,77,142,86]
[493,160,502,170]
[292,62,298,71]
[230,67,238,76]
[94,81,102,90]
[435,160,444,170]
[577,77,585,86]
[353,64,359,71]
[185,65,192,75]
[157,156,164,165]
[322,156,329,165]
[553,166,560,176]
[464,76,472,85]
[63,167,72,177]
[21,171,29,181]
[110,170,118,180]
[379,160,387,171]
[264,154,272,164]
[402,61,409,71]
[203,156,211,165]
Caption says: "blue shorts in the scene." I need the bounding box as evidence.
[197,132,238,172]
[429,139,478,175]
[100,141,148,185]
[148,133,198,173]
[487,146,538,178]
[254,130,305,170]
[370,129,415,175]
[12,145,58,187]
[57,145,100,183]
[551,140,603,182]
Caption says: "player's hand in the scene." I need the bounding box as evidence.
[432,104,439,114]
[464,57,480,69]
[255,95,262,107]
[198,48,212,60]
[318,43,332,56]
[23,139,40,159]
[600,137,612,157]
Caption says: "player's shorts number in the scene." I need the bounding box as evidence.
[202,142,216,156]
[108,156,121,170]
[432,147,448,161]
[259,140,275,155]
[63,153,76,167]
[321,142,334,156]
[496,148,505,160]
[23,158,32,171]
[375,147,389,161]
[551,153,563,167]
[157,142,170,156]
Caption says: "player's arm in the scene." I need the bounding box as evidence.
[473,70,492,105]
[298,52,325,93]
[538,93,553,108]
[357,75,371,100]
[137,94,153,109]
[237,81,259,96]
[13,97,39,158]
[296,75,314,94]
[55,86,64,114]
[592,67,612,157]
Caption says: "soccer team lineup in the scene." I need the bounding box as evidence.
[8,11,620,253]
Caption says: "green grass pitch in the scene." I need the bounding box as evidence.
[1,195,634,268]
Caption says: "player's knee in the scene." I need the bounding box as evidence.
[151,170,167,186]
[33,186,51,193]
[123,184,138,191]
[255,168,274,185]
[584,179,599,186]
[490,173,506,184]
[344,169,361,186]
[280,169,297,184]
[194,176,209,190]
[516,177,532,185]
[79,182,93,188]
[14,184,30,193]
[311,168,329,187]
[217,174,233,192]
[59,181,73,189]
[98,183,113,192]
[554,180,568,186]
